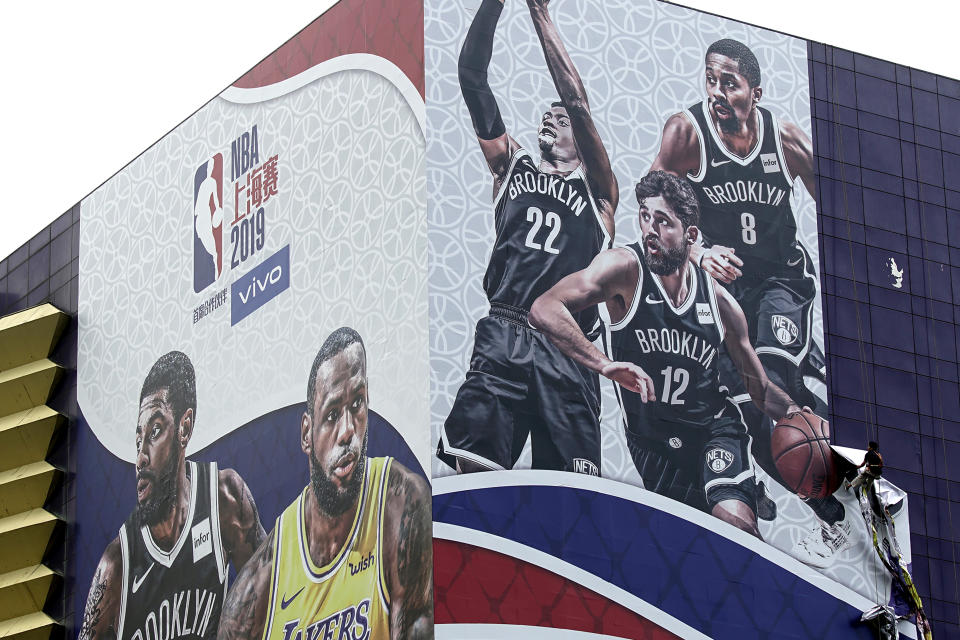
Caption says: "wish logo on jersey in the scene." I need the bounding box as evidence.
[193,154,225,294]
[279,599,372,640]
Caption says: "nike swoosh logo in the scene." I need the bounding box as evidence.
[787,255,802,267]
[132,563,155,593]
[645,295,663,304]
[281,587,305,610]
[710,158,732,167]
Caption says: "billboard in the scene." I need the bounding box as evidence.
[63,1,937,639]
[73,2,433,640]
[426,0,919,638]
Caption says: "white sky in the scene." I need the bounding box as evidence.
[1,0,956,260]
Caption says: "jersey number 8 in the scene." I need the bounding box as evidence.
[525,207,562,254]
[740,212,757,245]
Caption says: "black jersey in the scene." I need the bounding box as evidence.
[483,148,610,333]
[685,101,801,277]
[606,244,728,438]
[117,461,227,640]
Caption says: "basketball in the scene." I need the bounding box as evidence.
[772,410,841,499]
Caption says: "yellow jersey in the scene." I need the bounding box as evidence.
[262,457,393,640]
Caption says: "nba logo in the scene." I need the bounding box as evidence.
[193,154,225,293]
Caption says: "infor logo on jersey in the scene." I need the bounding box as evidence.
[706,448,734,473]
[771,315,799,346]
[695,303,714,325]
[192,517,212,563]
[760,153,780,174]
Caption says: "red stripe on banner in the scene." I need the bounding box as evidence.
[232,0,424,97]
[434,539,682,640]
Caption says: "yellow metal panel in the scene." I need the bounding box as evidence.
[0,611,57,640]
[0,408,65,474]
[0,361,63,420]
[0,462,60,518]
[0,305,68,373]
[0,509,60,574]
[0,565,57,621]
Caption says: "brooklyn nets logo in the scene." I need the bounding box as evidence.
[771,315,799,346]
[706,448,734,473]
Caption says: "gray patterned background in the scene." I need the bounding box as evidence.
[424,0,893,601]
[79,68,430,472]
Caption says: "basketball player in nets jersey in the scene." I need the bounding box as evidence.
[218,328,432,640]
[437,0,617,475]
[650,39,850,565]
[79,352,265,640]
[531,171,820,536]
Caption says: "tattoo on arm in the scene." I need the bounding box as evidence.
[219,530,274,640]
[80,569,108,640]
[390,471,433,640]
[240,483,266,559]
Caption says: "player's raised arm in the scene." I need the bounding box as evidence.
[217,530,275,640]
[383,463,433,640]
[530,249,655,400]
[79,539,122,640]
[527,0,618,232]
[780,119,816,200]
[715,284,800,421]
[459,0,517,183]
[218,468,266,572]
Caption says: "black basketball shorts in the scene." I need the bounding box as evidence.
[719,253,819,403]
[438,309,601,474]
[624,403,757,513]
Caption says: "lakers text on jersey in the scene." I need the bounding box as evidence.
[118,461,228,640]
[262,457,393,640]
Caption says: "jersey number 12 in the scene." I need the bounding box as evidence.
[660,366,689,405]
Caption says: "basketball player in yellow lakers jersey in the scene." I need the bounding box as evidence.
[217,328,433,640]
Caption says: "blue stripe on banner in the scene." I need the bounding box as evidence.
[231,244,290,325]
[433,485,876,639]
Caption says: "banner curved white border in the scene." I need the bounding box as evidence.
[433,472,917,640]
[220,53,425,133]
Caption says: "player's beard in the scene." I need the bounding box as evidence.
[644,237,689,276]
[713,98,741,135]
[135,449,180,528]
[309,429,368,518]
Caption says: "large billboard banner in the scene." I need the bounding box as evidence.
[74,3,434,640]
[65,1,929,639]
[426,0,915,638]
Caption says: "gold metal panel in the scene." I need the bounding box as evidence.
[0,361,63,419]
[0,462,60,518]
[0,611,57,640]
[0,509,60,574]
[0,408,64,474]
[0,565,56,621]
[0,305,68,372]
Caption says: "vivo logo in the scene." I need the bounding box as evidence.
[231,245,290,325]
[238,265,283,304]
